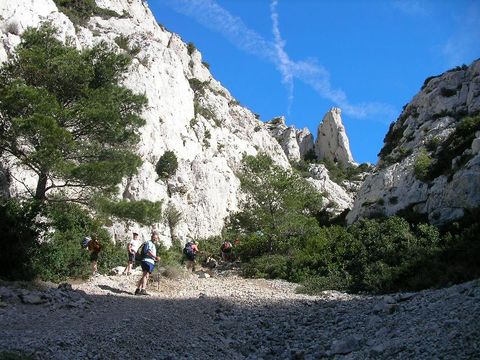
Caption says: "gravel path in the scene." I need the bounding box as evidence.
[0,267,479,359]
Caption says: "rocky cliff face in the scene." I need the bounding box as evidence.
[347,60,480,224]
[0,0,364,242]
[264,112,359,214]
[0,0,290,244]
[264,116,317,163]
[315,108,355,166]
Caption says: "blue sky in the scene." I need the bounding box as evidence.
[147,0,480,164]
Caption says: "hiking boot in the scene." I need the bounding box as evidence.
[139,289,149,296]
[134,288,140,295]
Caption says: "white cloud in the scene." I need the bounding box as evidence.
[160,0,395,119]
[270,0,294,114]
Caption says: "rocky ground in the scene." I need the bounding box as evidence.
[0,265,479,360]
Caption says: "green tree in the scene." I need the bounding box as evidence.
[156,150,178,180]
[228,154,323,254]
[0,24,147,203]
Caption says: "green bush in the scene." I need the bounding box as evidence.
[187,42,196,55]
[196,236,223,261]
[189,78,208,96]
[0,200,40,280]
[33,203,125,282]
[156,151,178,180]
[319,158,371,184]
[414,148,433,181]
[378,121,407,161]
[427,114,480,180]
[53,0,120,27]
[242,254,290,279]
[95,197,163,226]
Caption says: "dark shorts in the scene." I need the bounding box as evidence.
[90,251,99,262]
[141,261,155,274]
[128,252,135,262]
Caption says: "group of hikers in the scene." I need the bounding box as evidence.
[82,230,236,296]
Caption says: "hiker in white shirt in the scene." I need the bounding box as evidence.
[134,231,160,296]
[122,230,141,276]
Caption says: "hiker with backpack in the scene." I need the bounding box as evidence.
[87,234,102,276]
[122,229,141,276]
[183,239,199,272]
[220,240,233,261]
[134,231,160,296]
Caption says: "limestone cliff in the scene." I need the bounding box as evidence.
[0,0,290,244]
[347,59,480,224]
[265,112,360,215]
[264,116,316,162]
[315,108,355,166]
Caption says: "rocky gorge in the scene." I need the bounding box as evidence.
[0,0,359,245]
[3,0,479,241]
[0,1,480,359]
[0,268,479,359]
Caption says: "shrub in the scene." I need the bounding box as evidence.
[378,121,407,161]
[414,148,433,181]
[114,35,140,58]
[53,0,120,27]
[319,158,369,184]
[389,196,398,205]
[303,149,317,162]
[95,198,163,225]
[425,137,441,152]
[427,114,480,180]
[156,151,178,180]
[33,203,125,282]
[195,235,224,263]
[381,147,413,167]
[440,87,457,97]
[202,61,210,70]
[242,254,290,279]
[0,200,40,280]
[187,42,196,55]
[189,78,208,95]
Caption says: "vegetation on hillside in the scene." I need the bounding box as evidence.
[53,0,122,27]
[223,154,480,294]
[0,25,162,281]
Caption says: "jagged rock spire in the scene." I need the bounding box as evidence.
[315,107,355,166]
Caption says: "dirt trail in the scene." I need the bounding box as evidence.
[0,268,479,359]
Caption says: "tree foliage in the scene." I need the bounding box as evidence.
[0,24,147,203]
[226,154,323,255]
[155,150,178,180]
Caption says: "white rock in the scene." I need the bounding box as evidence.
[0,0,290,246]
[349,60,480,224]
[315,108,355,166]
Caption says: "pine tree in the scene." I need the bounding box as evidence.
[0,24,147,203]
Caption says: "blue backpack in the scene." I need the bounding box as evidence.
[81,237,91,249]
[183,242,195,261]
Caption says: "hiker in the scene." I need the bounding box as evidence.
[220,240,233,261]
[122,229,141,275]
[183,239,199,272]
[87,234,102,276]
[135,231,160,296]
